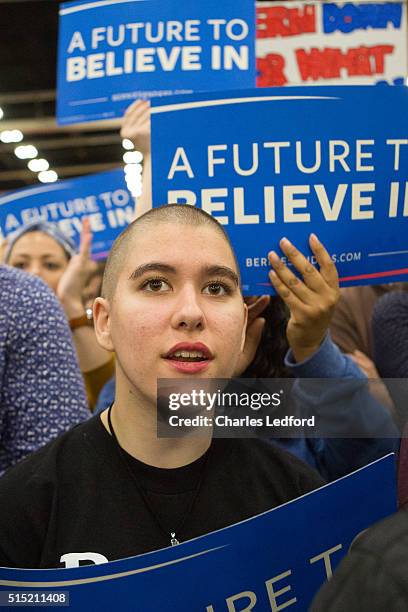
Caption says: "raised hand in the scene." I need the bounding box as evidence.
[268,234,340,363]
[57,218,97,318]
[120,100,151,156]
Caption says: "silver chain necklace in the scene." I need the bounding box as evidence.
[107,403,211,547]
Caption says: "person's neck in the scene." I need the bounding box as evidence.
[100,390,211,469]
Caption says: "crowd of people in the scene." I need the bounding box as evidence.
[0,101,407,610]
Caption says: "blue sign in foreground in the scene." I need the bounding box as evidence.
[0,455,396,611]
[0,169,134,259]
[57,0,255,124]
[151,86,408,295]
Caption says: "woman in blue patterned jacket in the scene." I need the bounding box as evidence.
[0,266,89,474]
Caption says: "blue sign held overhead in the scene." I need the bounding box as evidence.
[0,455,396,611]
[150,85,408,295]
[0,169,135,259]
[57,0,255,125]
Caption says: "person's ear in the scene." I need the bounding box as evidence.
[240,301,248,353]
[93,297,114,352]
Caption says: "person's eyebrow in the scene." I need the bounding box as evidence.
[205,265,239,286]
[128,262,177,281]
[128,262,239,286]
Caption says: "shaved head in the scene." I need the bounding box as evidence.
[101,204,239,301]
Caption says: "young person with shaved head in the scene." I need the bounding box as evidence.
[0,204,336,569]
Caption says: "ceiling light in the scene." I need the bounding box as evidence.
[126,182,142,192]
[38,170,58,183]
[125,170,142,183]
[123,150,143,164]
[125,173,142,185]
[129,185,143,197]
[28,158,49,172]
[14,144,38,159]
[124,163,142,175]
[0,129,23,143]
[122,138,134,150]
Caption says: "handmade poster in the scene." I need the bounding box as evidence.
[256,1,407,87]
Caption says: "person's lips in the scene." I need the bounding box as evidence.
[163,342,213,374]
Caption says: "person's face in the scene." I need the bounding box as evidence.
[8,232,69,292]
[94,222,247,406]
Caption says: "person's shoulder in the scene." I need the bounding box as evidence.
[257,438,324,481]
[229,437,314,468]
[0,265,51,294]
[0,265,59,316]
[0,265,27,284]
[354,508,408,562]
[311,509,408,610]
[0,416,105,494]
[219,438,325,489]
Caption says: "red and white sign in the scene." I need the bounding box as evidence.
[256,1,407,86]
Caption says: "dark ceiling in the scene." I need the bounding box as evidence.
[0,0,279,193]
[0,0,123,192]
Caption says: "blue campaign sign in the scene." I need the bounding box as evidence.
[0,169,134,259]
[150,85,408,295]
[57,0,255,125]
[0,455,396,611]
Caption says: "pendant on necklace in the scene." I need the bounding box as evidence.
[170,532,179,546]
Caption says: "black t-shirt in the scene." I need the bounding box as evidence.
[0,415,324,569]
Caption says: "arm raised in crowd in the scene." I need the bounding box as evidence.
[234,236,399,481]
[57,218,113,376]
[121,100,152,217]
[235,233,340,375]
[268,233,339,363]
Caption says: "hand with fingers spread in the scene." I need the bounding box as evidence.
[234,295,270,376]
[57,218,97,319]
[120,100,151,156]
[268,234,340,363]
